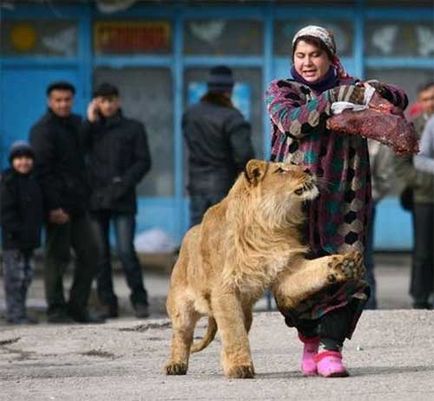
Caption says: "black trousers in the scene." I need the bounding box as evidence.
[410,203,434,304]
[44,213,98,316]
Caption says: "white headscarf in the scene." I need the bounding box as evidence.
[292,25,350,79]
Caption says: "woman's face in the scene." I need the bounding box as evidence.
[293,40,332,83]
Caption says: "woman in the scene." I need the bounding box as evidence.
[265,25,408,377]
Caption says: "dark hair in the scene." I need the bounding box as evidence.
[46,81,76,96]
[93,82,119,98]
[292,35,334,61]
[418,81,434,94]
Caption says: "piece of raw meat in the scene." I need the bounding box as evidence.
[327,92,418,155]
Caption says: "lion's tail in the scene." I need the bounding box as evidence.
[190,317,217,353]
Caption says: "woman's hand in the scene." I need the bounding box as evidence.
[329,85,365,104]
[364,80,394,103]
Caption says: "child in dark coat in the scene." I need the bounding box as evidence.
[1,141,43,324]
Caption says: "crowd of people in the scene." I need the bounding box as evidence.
[1,80,152,324]
[1,25,433,377]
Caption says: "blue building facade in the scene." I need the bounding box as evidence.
[1,0,433,249]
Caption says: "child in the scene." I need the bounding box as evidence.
[1,141,43,324]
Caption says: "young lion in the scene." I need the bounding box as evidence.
[164,160,363,379]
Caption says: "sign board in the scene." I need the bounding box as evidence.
[94,21,171,54]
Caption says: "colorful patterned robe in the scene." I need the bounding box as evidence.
[265,77,408,325]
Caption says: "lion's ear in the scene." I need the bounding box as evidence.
[244,159,268,186]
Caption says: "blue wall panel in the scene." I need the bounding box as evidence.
[0,67,81,167]
[375,198,413,251]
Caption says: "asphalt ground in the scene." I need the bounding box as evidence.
[1,252,434,401]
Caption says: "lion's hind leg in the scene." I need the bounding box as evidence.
[165,292,200,375]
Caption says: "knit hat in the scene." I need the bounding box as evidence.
[9,141,34,163]
[207,65,234,93]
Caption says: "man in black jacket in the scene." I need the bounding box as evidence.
[29,81,103,324]
[183,65,255,226]
[83,83,151,319]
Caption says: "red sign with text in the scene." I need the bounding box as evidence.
[94,21,170,54]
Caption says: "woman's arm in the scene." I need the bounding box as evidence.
[365,80,408,111]
[265,79,333,139]
[414,117,434,174]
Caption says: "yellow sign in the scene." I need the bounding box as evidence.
[10,23,37,52]
[94,21,171,54]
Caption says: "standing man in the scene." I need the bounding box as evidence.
[30,81,103,323]
[183,65,255,226]
[83,83,151,319]
[395,81,434,309]
[365,140,394,309]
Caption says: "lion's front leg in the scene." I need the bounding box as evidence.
[272,251,364,311]
[212,291,255,379]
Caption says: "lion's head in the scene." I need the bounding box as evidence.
[227,159,318,228]
[236,159,319,225]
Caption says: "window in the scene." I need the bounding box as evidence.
[184,19,263,55]
[365,21,434,57]
[1,20,77,57]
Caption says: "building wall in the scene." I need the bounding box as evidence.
[1,1,433,248]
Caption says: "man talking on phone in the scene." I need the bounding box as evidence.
[82,83,152,319]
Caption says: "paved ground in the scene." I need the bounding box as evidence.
[1,253,433,400]
[0,252,418,321]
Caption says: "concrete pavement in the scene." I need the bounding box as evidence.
[1,310,433,400]
[1,252,434,400]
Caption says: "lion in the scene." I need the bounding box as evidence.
[164,159,364,379]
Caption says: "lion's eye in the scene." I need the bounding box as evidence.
[294,188,303,195]
[275,167,285,174]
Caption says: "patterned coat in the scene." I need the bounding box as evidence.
[265,77,407,326]
[265,78,408,255]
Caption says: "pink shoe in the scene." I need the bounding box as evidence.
[315,350,349,378]
[299,334,320,376]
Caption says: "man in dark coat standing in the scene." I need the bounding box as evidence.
[29,81,103,324]
[183,65,255,226]
[83,83,151,319]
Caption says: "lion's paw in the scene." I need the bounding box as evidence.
[165,362,188,375]
[226,364,255,379]
[327,251,364,283]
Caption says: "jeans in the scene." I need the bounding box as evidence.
[91,211,148,307]
[45,213,98,316]
[410,203,434,304]
[2,249,33,321]
[364,204,377,309]
[189,191,227,227]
